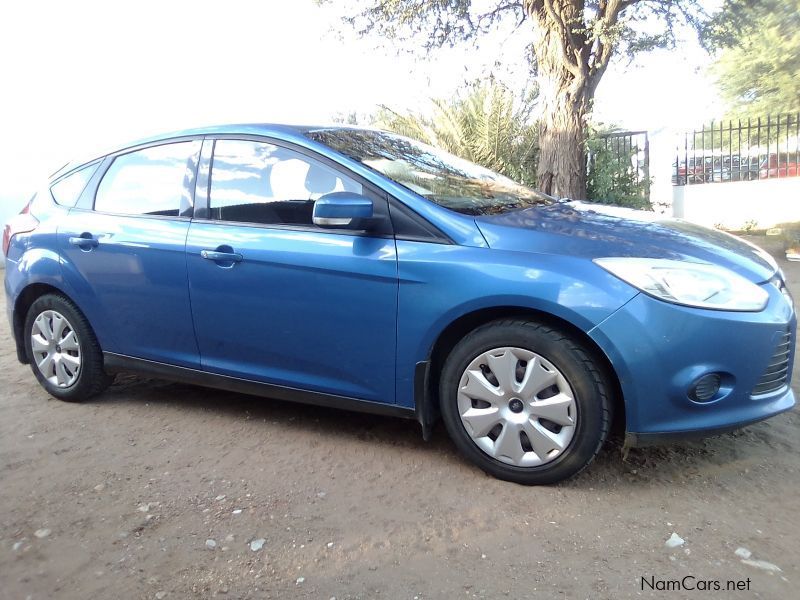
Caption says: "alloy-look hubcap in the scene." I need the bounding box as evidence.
[457,347,577,467]
[31,310,81,388]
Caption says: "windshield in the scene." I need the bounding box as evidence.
[306,128,554,216]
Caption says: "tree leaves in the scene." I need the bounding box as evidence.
[373,80,539,185]
[707,0,800,116]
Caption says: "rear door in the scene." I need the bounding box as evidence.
[59,139,202,367]
[185,137,398,403]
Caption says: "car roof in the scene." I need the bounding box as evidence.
[51,123,376,180]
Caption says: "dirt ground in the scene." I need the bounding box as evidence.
[1,238,798,600]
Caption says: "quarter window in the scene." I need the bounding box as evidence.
[51,161,100,207]
[209,140,361,226]
[94,141,200,216]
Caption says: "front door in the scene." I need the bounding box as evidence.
[185,138,398,403]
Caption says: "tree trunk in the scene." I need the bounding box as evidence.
[536,77,589,200]
[526,1,593,200]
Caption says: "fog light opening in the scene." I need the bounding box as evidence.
[690,373,722,403]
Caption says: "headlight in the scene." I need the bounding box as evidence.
[594,257,769,311]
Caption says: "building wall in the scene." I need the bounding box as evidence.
[672,177,800,229]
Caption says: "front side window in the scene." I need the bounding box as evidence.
[208,139,362,226]
[94,141,200,216]
[51,161,100,207]
[306,128,554,216]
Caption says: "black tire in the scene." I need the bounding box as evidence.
[24,293,112,402]
[439,319,612,485]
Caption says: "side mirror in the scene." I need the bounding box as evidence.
[312,192,374,229]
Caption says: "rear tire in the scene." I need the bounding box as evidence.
[24,294,112,402]
[439,319,612,485]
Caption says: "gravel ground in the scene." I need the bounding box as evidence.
[1,238,798,599]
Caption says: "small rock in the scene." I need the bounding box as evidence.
[94,484,105,492]
[735,547,752,559]
[205,539,217,550]
[215,495,226,501]
[155,593,167,600]
[34,529,51,539]
[13,540,25,551]
[137,504,150,513]
[250,538,266,552]
[232,509,242,515]
[224,534,235,542]
[481,554,487,559]
[665,533,684,548]
[327,542,334,548]
[317,492,327,498]
[218,587,228,595]
[741,558,782,572]
[296,577,305,584]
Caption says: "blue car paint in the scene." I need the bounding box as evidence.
[475,202,777,282]
[57,209,201,368]
[589,284,795,434]
[3,123,796,441]
[392,241,638,408]
[185,221,398,402]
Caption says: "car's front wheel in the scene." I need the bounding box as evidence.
[439,319,612,485]
[24,293,112,402]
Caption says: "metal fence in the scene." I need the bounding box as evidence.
[673,113,800,185]
[591,130,650,191]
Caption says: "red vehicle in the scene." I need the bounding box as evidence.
[759,154,800,178]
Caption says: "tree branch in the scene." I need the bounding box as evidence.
[536,0,584,79]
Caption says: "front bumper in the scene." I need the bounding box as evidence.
[590,281,796,440]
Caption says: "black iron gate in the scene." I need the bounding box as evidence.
[673,113,800,185]
[590,130,650,199]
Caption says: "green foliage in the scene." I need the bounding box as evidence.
[373,80,539,186]
[586,135,652,210]
[707,0,800,116]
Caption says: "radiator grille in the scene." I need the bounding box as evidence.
[751,329,793,396]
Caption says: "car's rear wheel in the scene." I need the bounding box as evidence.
[24,294,112,402]
[439,319,612,485]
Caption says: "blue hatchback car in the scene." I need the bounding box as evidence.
[3,124,796,484]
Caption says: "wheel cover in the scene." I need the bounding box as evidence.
[457,347,577,468]
[31,310,81,388]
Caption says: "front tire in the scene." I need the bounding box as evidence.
[24,294,112,402]
[439,319,612,485]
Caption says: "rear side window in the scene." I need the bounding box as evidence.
[50,162,100,207]
[208,139,361,226]
[94,141,200,216]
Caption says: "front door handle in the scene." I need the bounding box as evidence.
[200,250,243,263]
[68,234,99,249]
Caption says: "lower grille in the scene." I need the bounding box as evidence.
[751,329,793,396]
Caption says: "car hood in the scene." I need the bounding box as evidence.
[475,201,778,283]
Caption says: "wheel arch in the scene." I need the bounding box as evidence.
[13,282,79,364]
[416,305,626,437]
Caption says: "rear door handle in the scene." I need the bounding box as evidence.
[68,235,99,248]
[200,250,243,262]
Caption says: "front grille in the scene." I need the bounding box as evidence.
[751,329,793,396]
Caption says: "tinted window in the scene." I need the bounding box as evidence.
[209,140,361,226]
[94,141,200,216]
[50,162,100,207]
[306,128,553,216]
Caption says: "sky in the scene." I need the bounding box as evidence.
[0,0,723,223]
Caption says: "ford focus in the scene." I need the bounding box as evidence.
[3,124,795,484]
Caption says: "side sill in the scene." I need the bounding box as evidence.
[103,352,416,421]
